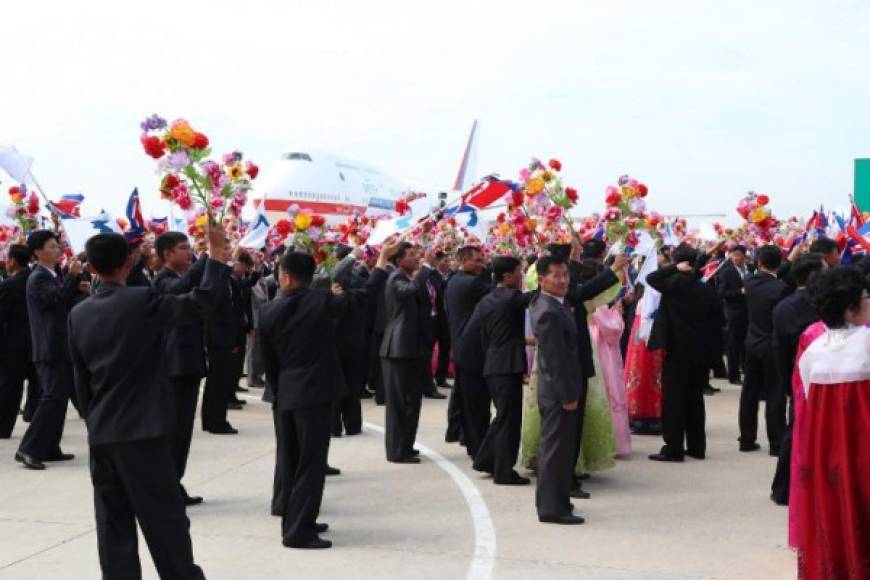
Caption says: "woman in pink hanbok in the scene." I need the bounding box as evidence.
[590,302,632,456]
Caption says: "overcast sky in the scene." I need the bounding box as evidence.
[2,0,869,225]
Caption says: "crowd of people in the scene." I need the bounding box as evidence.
[0,225,867,580]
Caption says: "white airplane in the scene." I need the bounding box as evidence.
[253,121,480,224]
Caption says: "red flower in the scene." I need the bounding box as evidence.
[311,215,326,228]
[395,200,409,215]
[275,219,292,236]
[565,187,578,204]
[510,189,524,208]
[637,184,648,197]
[548,159,562,171]
[246,162,259,179]
[756,194,769,206]
[140,134,166,159]
[192,132,209,150]
[160,174,180,198]
[605,191,621,206]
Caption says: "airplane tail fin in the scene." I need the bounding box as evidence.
[452,120,479,191]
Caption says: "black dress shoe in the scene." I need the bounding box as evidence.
[686,451,705,460]
[445,433,460,443]
[15,452,45,470]
[360,390,374,399]
[769,447,781,457]
[325,465,341,476]
[539,514,585,525]
[570,487,591,499]
[410,448,420,456]
[770,493,788,506]
[208,424,239,435]
[728,378,743,386]
[648,452,684,462]
[236,386,249,393]
[248,380,265,388]
[184,494,204,506]
[739,442,761,452]
[576,473,591,481]
[312,522,329,533]
[495,471,531,486]
[388,456,421,464]
[227,402,243,410]
[43,452,75,462]
[703,385,718,396]
[283,536,332,549]
[424,391,446,399]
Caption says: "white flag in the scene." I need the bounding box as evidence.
[0,145,34,184]
[63,213,122,254]
[367,197,431,246]
[238,207,271,249]
[636,239,661,342]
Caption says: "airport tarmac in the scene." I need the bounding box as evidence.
[0,378,795,579]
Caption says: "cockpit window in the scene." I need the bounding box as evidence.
[283,153,313,161]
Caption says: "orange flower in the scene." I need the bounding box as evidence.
[169,120,197,147]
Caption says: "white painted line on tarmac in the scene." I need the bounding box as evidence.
[363,421,497,580]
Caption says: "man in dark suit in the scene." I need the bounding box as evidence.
[417,251,447,399]
[201,246,243,434]
[646,245,717,462]
[68,229,227,579]
[153,232,208,505]
[0,245,36,438]
[15,230,83,469]
[368,255,394,406]
[259,251,358,549]
[564,241,626,496]
[431,251,452,388]
[380,242,428,464]
[716,245,749,384]
[529,256,585,525]
[740,244,791,454]
[770,253,823,505]
[472,257,532,485]
[444,246,491,456]
[227,251,261,407]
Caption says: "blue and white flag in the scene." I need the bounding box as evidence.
[0,145,34,184]
[367,197,431,245]
[238,206,271,249]
[62,212,122,254]
[444,203,488,240]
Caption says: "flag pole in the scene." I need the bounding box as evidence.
[27,170,67,236]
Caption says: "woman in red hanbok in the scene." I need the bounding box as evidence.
[624,291,664,435]
[791,267,870,580]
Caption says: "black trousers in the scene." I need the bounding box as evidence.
[271,409,290,516]
[18,361,72,459]
[0,358,32,437]
[333,346,363,436]
[445,371,464,442]
[420,345,437,396]
[473,374,523,482]
[277,404,332,543]
[202,347,232,431]
[771,397,794,504]
[382,358,422,461]
[22,365,41,421]
[434,325,451,386]
[661,356,707,458]
[231,336,247,394]
[457,367,492,458]
[90,437,204,580]
[536,398,577,518]
[369,331,386,404]
[170,376,200,487]
[740,352,786,448]
[725,314,748,381]
[570,376,590,478]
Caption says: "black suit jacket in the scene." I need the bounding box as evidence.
[716,261,748,320]
[565,265,619,379]
[444,270,491,360]
[27,265,80,363]
[646,265,717,362]
[153,256,208,378]
[0,269,32,361]
[479,286,531,376]
[529,293,583,405]
[372,264,395,333]
[744,271,789,356]
[772,289,818,397]
[68,259,228,445]
[380,269,424,359]
[258,286,347,411]
[417,265,442,348]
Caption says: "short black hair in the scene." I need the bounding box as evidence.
[526,254,538,267]
[809,266,865,328]
[335,243,353,261]
[492,256,521,283]
[390,242,415,266]
[535,255,566,277]
[8,244,31,269]
[757,244,783,271]
[27,230,59,253]
[434,251,447,261]
[86,233,131,275]
[731,244,747,255]
[280,251,316,285]
[545,243,571,261]
[457,246,482,262]
[671,244,697,266]
[809,237,838,256]
[790,253,825,286]
[155,231,188,261]
[582,239,607,260]
[236,251,254,267]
